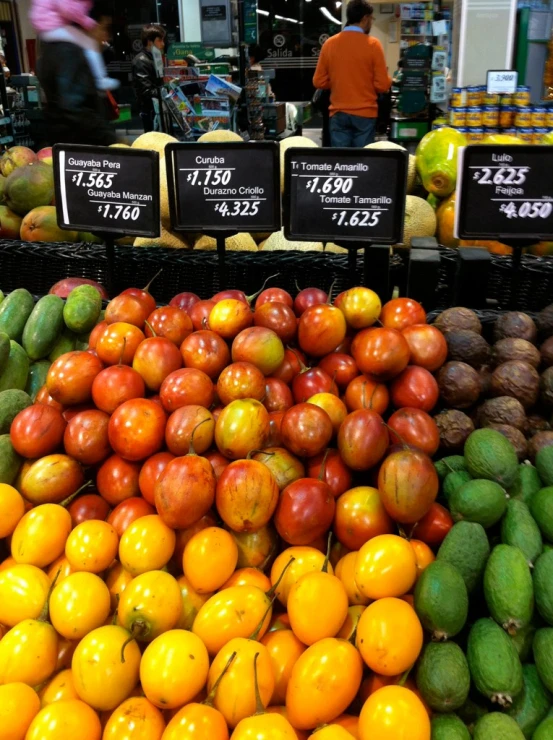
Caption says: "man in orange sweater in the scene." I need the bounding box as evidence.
[313,0,392,147]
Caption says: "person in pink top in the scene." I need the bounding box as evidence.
[31,0,119,90]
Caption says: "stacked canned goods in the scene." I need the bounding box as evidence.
[447,83,553,143]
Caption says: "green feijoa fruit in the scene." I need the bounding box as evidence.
[431,714,471,740]
[536,446,553,488]
[473,713,525,740]
[0,288,35,341]
[507,664,551,739]
[530,488,553,543]
[501,499,543,566]
[0,434,22,484]
[509,464,543,505]
[510,622,537,663]
[414,560,468,640]
[437,521,490,593]
[467,618,523,706]
[443,470,472,500]
[416,641,470,712]
[533,550,553,626]
[449,478,507,528]
[0,389,32,434]
[0,331,10,375]
[465,428,519,489]
[456,697,489,730]
[435,455,467,481]
[533,717,553,740]
[0,340,30,392]
[484,544,534,634]
[533,628,553,693]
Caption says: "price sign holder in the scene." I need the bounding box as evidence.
[456,144,553,307]
[54,144,161,296]
[283,147,408,288]
[487,70,518,95]
[165,142,281,288]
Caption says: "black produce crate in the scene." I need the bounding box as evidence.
[0,240,405,304]
[487,254,553,312]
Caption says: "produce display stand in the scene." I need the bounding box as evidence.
[283,147,408,288]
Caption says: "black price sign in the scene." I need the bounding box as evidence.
[456,145,553,241]
[165,142,281,232]
[283,148,408,244]
[53,144,160,238]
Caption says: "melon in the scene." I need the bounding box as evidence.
[436,193,458,248]
[131,132,178,158]
[194,233,258,252]
[5,163,55,216]
[401,195,437,247]
[197,130,243,142]
[261,229,323,252]
[416,127,467,198]
[325,243,348,253]
[365,141,417,194]
[134,227,191,249]
[160,157,171,229]
[0,206,23,239]
[0,146,37,177]
[21,206,78,243]
[279,136,318,192]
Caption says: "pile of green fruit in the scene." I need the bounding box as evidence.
[417,426,553,739]
[0,285,103,478]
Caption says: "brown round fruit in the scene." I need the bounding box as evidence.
[492,338,541,369]
[526,415,551,439]
[486,423,528,461]
[528,431,553,461]
[478,396,527,432]
[490,361,539,409]
[541,367,553,408]
[493,311,537,344]
[434,409,475,451]
[437,361,481,409]
[540,336,553,368]
[445,330,490,369]
[434,307,482,335]
[537,305,553,340]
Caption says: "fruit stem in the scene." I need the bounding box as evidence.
[130,618,150,641]
[143,268,163,293]
[118,337,127,366]
[144,321,156,337]
[120,631,135,664]
[383,421,409,450]
[327,279,337,304]
[266,556,295,600]
[203,651,237,707]
[38,568,61,623]
[250,597,275,642]
[397,667,412,687]
[322,531,332,573]
[247,273,280,304]
[60,481,93,508]
[287,346,307,373]
[188,418,211,457]
[318,448,331,483]
[247,449,274,461]
[252,652,266,716]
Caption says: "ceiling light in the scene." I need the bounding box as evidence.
[320,7,341,24]
[256,8,269,14]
